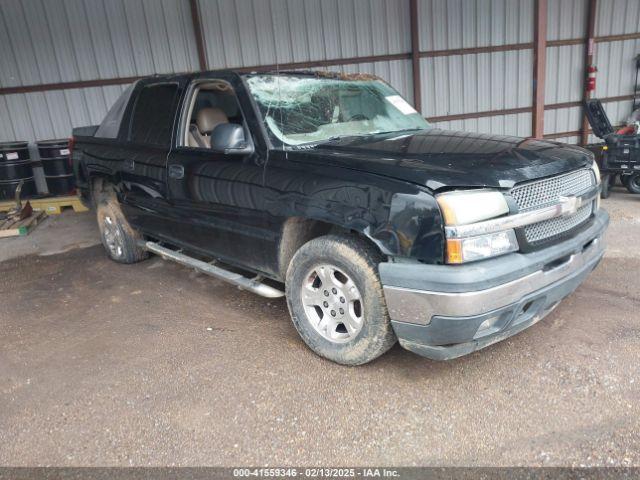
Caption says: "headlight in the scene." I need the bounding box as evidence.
[446,230,519,264]
[436,190,510,225]
[437,189,518,264]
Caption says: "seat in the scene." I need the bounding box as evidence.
[188,107,229,148]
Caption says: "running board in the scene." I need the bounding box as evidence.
[140,241,285,298]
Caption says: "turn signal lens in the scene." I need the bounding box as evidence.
[446,239,464,264]
[446,230,519,264]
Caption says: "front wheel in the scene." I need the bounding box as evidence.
[285,235,396,365]
[625,173,640,194]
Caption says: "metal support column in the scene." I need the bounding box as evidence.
[581,0,598,145]
[410,0,422,113]
[532,0,548,139]
[189,0,208,72]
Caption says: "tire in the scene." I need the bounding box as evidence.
[621,174,631,188]
[95,188,148,264]
[90,177,105,210]
[626,173,640,194]
[600,174,611,199]
[285,234,396,365]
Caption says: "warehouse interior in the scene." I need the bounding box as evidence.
[1,0,640,147]
[2,0,640,469]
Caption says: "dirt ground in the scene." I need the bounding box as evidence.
[1,187,639,467]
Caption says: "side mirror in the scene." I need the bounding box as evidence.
[210,123,253,155]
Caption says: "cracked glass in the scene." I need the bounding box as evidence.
[245,74,430,147]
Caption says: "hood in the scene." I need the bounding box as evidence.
[299,129,593,190]
[584,99,615,138]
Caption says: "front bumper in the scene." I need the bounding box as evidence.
[380,210,609,360]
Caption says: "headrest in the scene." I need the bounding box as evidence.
[196,107,228,135]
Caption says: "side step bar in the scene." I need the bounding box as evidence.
[139,241,285,299]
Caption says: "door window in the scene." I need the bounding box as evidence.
[129,83,179,146]
[182,81,245,149]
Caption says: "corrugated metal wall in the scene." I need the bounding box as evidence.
[418,0,534,137]
[590,0,640,142]
[1,0,640,145]
[544,0,640,143]
[196,0,414,101]
[199,0,410,66]
[0,0,198,142]
[0,85,130,142]
[0,0,414,142]
[544,0,587,144]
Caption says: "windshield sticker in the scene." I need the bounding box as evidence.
[385,95,418,115]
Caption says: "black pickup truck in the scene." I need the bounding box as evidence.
[73,70,608,365]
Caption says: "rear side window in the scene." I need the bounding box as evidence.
[95,83,136,139]
[129,84,179,146]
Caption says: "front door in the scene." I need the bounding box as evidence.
[165,76,277,277]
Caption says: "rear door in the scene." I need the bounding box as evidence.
[119,80,186,238]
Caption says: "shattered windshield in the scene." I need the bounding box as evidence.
[245,74,430,146]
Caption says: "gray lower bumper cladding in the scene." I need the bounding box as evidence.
[380,210,609,360]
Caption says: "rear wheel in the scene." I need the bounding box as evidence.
[96,188,148,264]
[626,173,640,194]
[285,234,396,365]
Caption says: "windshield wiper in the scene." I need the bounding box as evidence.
[292,129,425,149]
[304,133,371,147]
[322,128,424,143]
[369,128,424,136]
[326,133,372,142]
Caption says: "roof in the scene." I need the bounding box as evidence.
[137,69,382,84]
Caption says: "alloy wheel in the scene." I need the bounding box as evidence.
[301,264,364,343]
[103,215,124,258]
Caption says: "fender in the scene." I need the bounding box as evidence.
[264,150,445,265]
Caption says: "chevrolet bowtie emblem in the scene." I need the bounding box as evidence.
[558,195,580,216]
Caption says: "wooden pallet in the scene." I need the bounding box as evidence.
[0,195,88,215]
[0,210,47,238]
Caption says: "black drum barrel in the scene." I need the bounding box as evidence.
[37,139,75,196]
[45,175,76,196]
[0,141,36,200]
[37,139,71,159]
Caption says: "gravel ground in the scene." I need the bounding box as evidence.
[0,188,639,467]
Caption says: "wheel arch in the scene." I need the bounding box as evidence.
[277,217,388,281]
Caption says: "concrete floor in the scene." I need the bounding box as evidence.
[1,188,639,467]
[0,209,100,263]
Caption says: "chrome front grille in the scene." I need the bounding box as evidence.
[510,169,596,245]
[523,203,593,244]
[511,169,595,211]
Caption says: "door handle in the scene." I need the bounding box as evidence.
[168,164,184,179]
[123,159,135,171]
